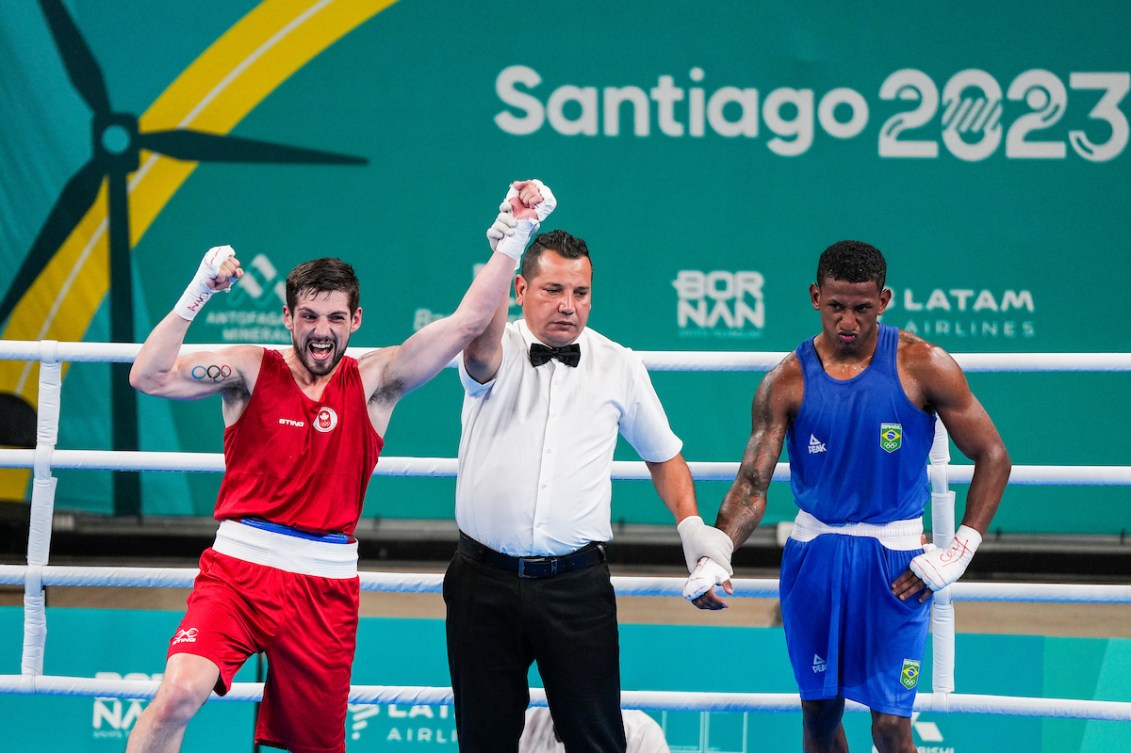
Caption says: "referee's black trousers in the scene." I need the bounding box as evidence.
[443,548,627,753]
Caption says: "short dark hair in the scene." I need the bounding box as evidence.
[816,240,886,290]
[520,229,591,280]
[285,258,361,312]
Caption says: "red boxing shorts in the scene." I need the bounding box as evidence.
[170,546,360,753]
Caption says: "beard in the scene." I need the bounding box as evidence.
[293,333,347,376]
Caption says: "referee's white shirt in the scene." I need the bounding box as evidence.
[456,320,682,557]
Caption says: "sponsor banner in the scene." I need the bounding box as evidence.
[2,608,1130,752]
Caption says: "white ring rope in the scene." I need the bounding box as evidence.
[0,676,1128,722]
[2,339,1131,371]
[1,450,1128,485]
[2,340,1130,724]
[2,567,1130,604]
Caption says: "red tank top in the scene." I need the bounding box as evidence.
[214,349,383,534]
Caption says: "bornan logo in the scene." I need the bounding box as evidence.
[672,270,765,339]
[92,672,162,739]
[314,406,339,433]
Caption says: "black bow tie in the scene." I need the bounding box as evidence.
[529,342,581,367]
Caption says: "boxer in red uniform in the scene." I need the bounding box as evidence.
[126,179,556,753]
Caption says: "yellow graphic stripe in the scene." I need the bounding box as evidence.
[0,0,397,500]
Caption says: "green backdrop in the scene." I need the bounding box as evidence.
[1,1,1128,533]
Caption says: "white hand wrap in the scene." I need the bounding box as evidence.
[174,245,236,321]
[486,202,518,253]
[682,557,730,601]
[495,180,556,261]
[909,524,982,591]
[677,515,734,575]
[529,179,557,222]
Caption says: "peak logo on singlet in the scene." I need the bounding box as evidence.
[314,406,339,433]
[811,654,826,673]
[880,423,903,453]
[808,434,827,454]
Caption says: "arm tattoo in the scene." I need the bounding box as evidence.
[717,377,785,542]
[190,363,232,382]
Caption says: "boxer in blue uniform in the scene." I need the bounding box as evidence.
[686,240,1011,753]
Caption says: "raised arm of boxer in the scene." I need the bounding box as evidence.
[360,180,556,433]
[462,179,556,384]
[130,246,262,425]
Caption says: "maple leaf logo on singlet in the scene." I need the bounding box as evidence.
[314,407,338,433]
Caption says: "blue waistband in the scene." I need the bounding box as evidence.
[239,518,350,544]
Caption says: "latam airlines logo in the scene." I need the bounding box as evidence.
[672,270,765,339]
[887,286,1036,341]
[347,703,457,744]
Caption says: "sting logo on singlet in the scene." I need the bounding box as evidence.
[172,628,199,645]
[314,406,339,433]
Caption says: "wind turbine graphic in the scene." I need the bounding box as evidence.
[1,0,368,515]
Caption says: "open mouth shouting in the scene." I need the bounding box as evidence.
[309,340,335,361]
[301,338,340,373]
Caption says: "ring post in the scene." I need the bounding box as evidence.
[23,341,63,677]
[928,417,956,694]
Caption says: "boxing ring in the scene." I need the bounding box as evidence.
[2,340,1131,726]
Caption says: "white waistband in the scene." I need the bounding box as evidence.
[790,510,924,550]
[213,520,358,579]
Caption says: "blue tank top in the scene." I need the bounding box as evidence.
[786,323,934,525]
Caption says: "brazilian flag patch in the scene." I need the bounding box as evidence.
[900,659,921,690]
[880,422,903,453]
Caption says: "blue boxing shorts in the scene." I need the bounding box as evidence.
[779,520,931,716]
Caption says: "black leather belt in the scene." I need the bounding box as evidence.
[458,532,606,579]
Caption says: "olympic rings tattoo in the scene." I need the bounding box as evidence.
[190,364,233,381]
